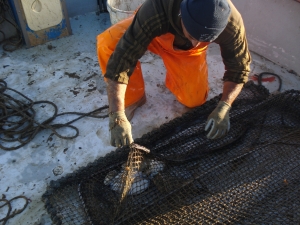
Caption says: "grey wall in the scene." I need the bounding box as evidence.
[232,0,300,75]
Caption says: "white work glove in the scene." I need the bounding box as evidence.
[109,111,133,147]
[205,101,231,139]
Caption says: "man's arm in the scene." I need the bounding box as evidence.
[204,80,245,140]
[214,0,251,85]
[106,78,127,113]
[220,81,244,106]
[205,1,250,139]
[106,78,134,147]
[204,82,243,139]
[103,0,169,147]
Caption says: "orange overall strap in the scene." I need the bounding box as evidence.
[148,33,210,108]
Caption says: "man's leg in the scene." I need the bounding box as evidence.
[147,33,210,108]
[96,16,146,120]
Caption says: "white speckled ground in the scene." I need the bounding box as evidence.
[0,12,300,225]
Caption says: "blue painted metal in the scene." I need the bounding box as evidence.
[46,20,67,40]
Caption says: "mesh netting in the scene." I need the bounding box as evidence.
[42,82,300,225]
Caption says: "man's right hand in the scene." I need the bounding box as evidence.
[109,111,133,147]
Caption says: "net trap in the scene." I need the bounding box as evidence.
[42,82,300,224]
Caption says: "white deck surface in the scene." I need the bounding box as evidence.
[0,12,300,224]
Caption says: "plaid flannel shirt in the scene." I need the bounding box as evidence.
[104,0,251,85]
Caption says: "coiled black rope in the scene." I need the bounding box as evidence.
[0,195,30,225]
[0,80,109,151]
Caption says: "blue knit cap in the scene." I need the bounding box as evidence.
[180,0,231,42]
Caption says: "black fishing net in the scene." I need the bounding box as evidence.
[42,82,300,225]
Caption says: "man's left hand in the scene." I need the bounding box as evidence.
[205,101,231,139]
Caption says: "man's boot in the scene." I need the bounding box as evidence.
[125,94,146,121]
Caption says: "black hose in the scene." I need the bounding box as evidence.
[256,72,282,92]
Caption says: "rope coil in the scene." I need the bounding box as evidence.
[0,195,30,225]
[0,80,108,150]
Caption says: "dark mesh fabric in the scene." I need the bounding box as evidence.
[42,82,300,225]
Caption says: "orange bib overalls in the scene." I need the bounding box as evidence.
[97,15,209,108]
